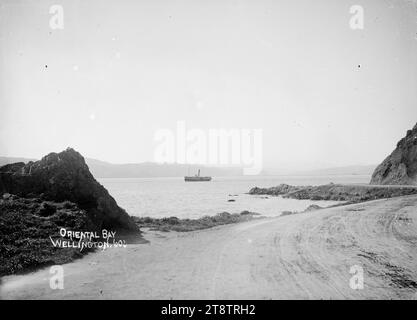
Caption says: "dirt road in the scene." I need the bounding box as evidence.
[1,195,417,299]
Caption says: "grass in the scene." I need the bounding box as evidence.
[133,211,260,232]
[0,195,94,276]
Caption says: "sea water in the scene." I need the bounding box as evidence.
[99,175,370,219]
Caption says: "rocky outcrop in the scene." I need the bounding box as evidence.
[0,148,138,231]
[370,123,417,185]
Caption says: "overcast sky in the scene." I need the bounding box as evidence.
[1,0,416,171]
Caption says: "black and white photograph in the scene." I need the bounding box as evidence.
[1,0,417,305]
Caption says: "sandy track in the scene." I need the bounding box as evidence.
[1,196,417,299]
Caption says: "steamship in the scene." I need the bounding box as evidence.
[184,169,212,182]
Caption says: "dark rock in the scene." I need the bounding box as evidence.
[161,217,180,225]
[37,202,56,217]
[304,204,323,212]
[0,148,138,231]
[240,210,260,215]
[217,212,231,218]
[281,210,297,216]
[2,193,12,200]
[370,122,417,185]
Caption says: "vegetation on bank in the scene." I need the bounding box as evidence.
[249,183,417,202]
[0,194,94,277]
[133,211,261,232]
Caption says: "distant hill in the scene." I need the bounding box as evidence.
[0,156,376,178]
[84,158,243,178]
[0,156,243,178]
[292,165,376,176]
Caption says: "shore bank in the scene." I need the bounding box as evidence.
[133,211,260,232]
[2,194,417,299]
[249,183,417,202]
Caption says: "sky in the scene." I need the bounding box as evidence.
[0,0,417,172]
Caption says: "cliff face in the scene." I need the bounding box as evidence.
[0,148,138,231]
[370,123,417,185]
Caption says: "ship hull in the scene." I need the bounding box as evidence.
[184,176,212,182]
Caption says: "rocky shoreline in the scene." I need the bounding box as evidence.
[0,148,138,231]
[249,183,417,203]
[0,148,140,277]
[133,211,260,232]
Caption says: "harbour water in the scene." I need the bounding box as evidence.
[99,175,371,219]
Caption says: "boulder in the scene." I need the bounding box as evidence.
[370,123,417,185]
[0,148,138,231]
